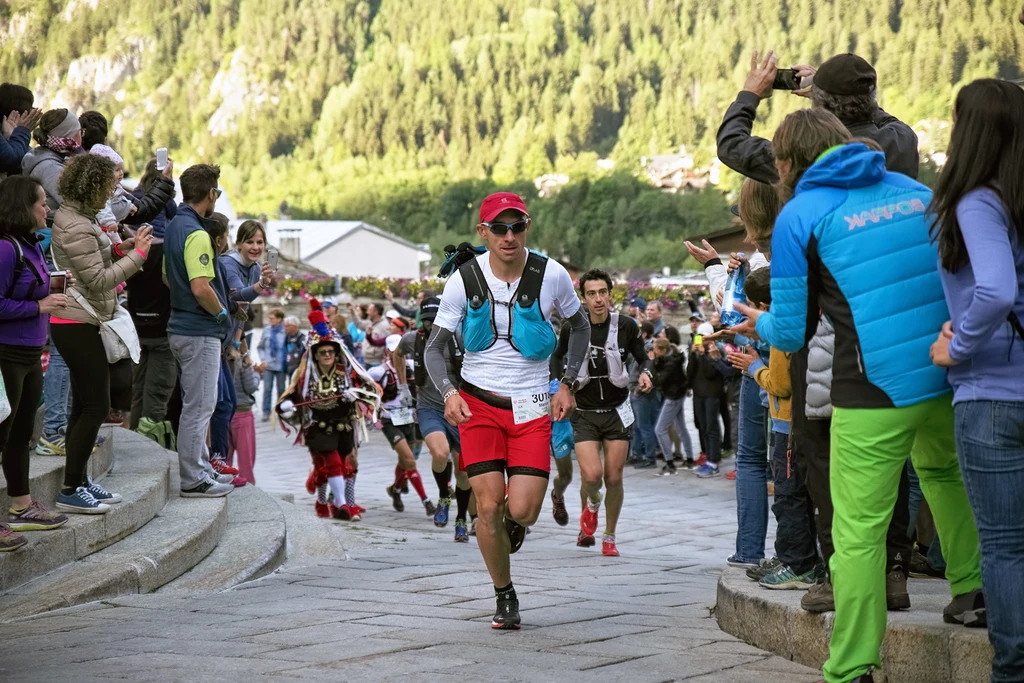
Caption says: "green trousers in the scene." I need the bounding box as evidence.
[822,394,982,683]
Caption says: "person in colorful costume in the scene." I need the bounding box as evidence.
[277,299,380,520]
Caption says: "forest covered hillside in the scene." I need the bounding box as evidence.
[3,0,1023,268]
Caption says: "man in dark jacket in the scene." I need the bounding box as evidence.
[716,51,919,184]
[0,84,40,178]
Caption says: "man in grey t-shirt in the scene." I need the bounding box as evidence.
[393,297,472,542]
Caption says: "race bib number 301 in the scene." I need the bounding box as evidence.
[511,391,550,425]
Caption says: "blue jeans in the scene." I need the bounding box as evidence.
[210,359,237,463]
[954,400,1024,682]
[631,391,661,461]
[734,375,769,563]
[907,460,947,570]
[261,370,289,416]
[42,343,72,437]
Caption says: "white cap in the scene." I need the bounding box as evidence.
[697,323,715,337]
[385,334,402,352]
[385,309,401,320]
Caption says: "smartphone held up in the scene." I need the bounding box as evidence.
[772,68,803,91]
[155,147,168,171]
[49,271,67,295]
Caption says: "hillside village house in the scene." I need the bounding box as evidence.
[261,220,432,280]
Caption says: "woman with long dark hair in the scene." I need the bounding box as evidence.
[929,78,1024,681]
[0,176,70,550]
[50,154,152,513]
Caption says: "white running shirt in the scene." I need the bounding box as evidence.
[434,252,581,397]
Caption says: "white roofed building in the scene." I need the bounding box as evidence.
[261,220,431,280]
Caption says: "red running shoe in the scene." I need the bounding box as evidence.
[602,539,620,557]
[211,459,239,476]
[577,530,596,547]
[348,505,362,522]
[694,453,707,467]
[314,502,331,518]
[580,504,599,537]
[726,470,737,481]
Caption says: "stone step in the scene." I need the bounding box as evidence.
[715,567,992,683]
[0,495,227,621]
[270,496,348,564]
[159,484,286,592]
[0,425,115,511]
[0,428,169,594]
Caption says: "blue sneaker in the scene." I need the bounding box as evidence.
[454,518,469,543]
[56,487,111,515]
[434,497,451,527]
[695,463,721,478]
[86,478,122,504]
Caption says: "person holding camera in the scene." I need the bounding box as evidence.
[717,51,919,185]
[0,175,70,550]
[50,154,151,514]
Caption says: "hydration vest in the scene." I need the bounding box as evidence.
[459,251,558,361]
[380,362,399,403]
[413,329,463,388]
[575,310,630,390]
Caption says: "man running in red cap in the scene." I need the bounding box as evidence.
[425,191,590,629]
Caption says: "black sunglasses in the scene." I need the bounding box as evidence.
[482,218,530,237]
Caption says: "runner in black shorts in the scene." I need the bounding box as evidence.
[394,297,473,542]
[552,269,654,556]
[369,336,435,518]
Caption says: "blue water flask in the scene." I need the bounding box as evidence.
[720,254,748,327]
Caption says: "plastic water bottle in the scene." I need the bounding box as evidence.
[720,253,748,327]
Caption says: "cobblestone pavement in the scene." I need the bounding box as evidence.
[0,391,820,682]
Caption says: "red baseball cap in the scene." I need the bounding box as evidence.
[479,192,529,223]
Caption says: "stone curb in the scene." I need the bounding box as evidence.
[0,496,227,621]
[715,568,993,683]
[0,428,167,594]
[159,484,287,592]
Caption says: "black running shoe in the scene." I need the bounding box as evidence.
[386,485,404,512]
[504,514,526,554]
[492,592,521,630]
[550,490,568,526]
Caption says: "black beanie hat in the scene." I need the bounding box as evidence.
[814,54,877,96]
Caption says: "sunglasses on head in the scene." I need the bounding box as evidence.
[481,217,530,237]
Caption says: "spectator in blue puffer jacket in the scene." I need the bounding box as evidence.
[733,108,982,683]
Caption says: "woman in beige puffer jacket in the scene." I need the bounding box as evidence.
[48,153,153,515]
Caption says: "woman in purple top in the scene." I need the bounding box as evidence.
[929,79,1024,681]
[0,176,71,551]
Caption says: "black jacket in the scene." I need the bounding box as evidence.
[686,351,736,398]
[126,242,171,338]
[716,90,919,185]
[124,175,176,226]
[652,351,688,400]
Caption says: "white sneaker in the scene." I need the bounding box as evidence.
[180,478,233,498]
[212,472,234,485]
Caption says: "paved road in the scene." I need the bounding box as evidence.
[0,395,821,682]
